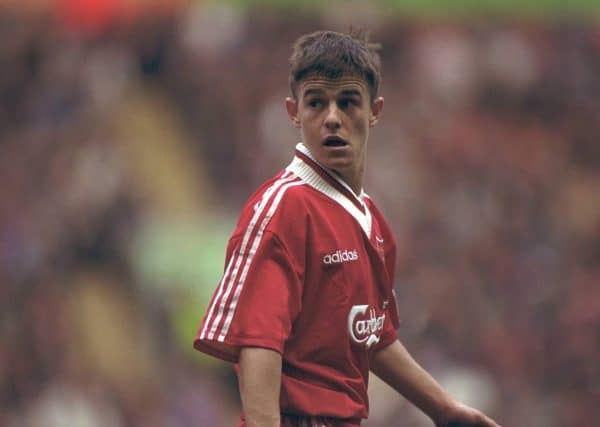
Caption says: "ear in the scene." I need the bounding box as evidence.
[369,96,384,127]
[285,97,301,128]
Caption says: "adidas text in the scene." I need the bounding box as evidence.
[322,249,359,265]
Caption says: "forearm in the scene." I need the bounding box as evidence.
[238,347,282,427]
[371,340,454,424]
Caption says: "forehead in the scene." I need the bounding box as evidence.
[298,76,369,98]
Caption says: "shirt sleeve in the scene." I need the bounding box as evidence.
[194,230,303,363]
[373,233,401,352]
[372,289,400,352]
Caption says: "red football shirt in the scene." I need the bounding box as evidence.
[194,143,400,423]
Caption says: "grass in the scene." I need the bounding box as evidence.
[212,0,600,19]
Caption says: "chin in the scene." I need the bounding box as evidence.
[324,159,353,172]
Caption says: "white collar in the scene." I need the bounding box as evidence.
[287,143,372,236]
[296,143,367,201]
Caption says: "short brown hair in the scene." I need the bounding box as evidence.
[289,29,382,101]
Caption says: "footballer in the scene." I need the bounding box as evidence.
[194,30,501,427]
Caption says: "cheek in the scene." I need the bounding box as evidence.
[302,115,321,132]
[299,111,316,126]
[351,117,370,134]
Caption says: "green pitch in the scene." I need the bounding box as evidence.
[214,0,600,19]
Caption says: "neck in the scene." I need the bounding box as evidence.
[297,142,365,197]
[333,167,364,197]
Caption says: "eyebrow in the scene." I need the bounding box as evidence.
[303,88,325,97]
[339,89,363,98]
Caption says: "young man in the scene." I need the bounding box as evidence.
[194,30,501,427]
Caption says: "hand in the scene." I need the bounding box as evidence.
[435,401,501,427]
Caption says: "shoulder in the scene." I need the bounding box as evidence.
[234,171,313,237]
[244,171,311,213]
[363,194,385,221]
[364,194,396,241]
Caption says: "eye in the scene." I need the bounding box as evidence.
[308,99,323,108]
[339,98,358,109]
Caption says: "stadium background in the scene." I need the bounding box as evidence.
[1,1,599,426]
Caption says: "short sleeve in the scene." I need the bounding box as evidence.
[194,230,303,363]
[372,290,400,352]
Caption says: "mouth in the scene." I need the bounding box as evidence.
[323,135,349,147]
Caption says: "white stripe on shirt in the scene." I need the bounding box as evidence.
[201,171,299,340]
[218,178,305,341]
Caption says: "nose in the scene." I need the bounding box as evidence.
[324,103,341,131]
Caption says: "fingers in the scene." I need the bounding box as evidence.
[478,413,501,427]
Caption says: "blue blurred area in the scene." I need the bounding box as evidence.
[0,2,598,427]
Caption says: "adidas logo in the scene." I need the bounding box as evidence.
[322,249,359,265]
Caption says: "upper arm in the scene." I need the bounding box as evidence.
[371,339,403,377]
[371,339,424,390]
[239,347,282,387]
[238,347,282,427]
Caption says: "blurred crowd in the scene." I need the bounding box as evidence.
[1,3,599,427]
